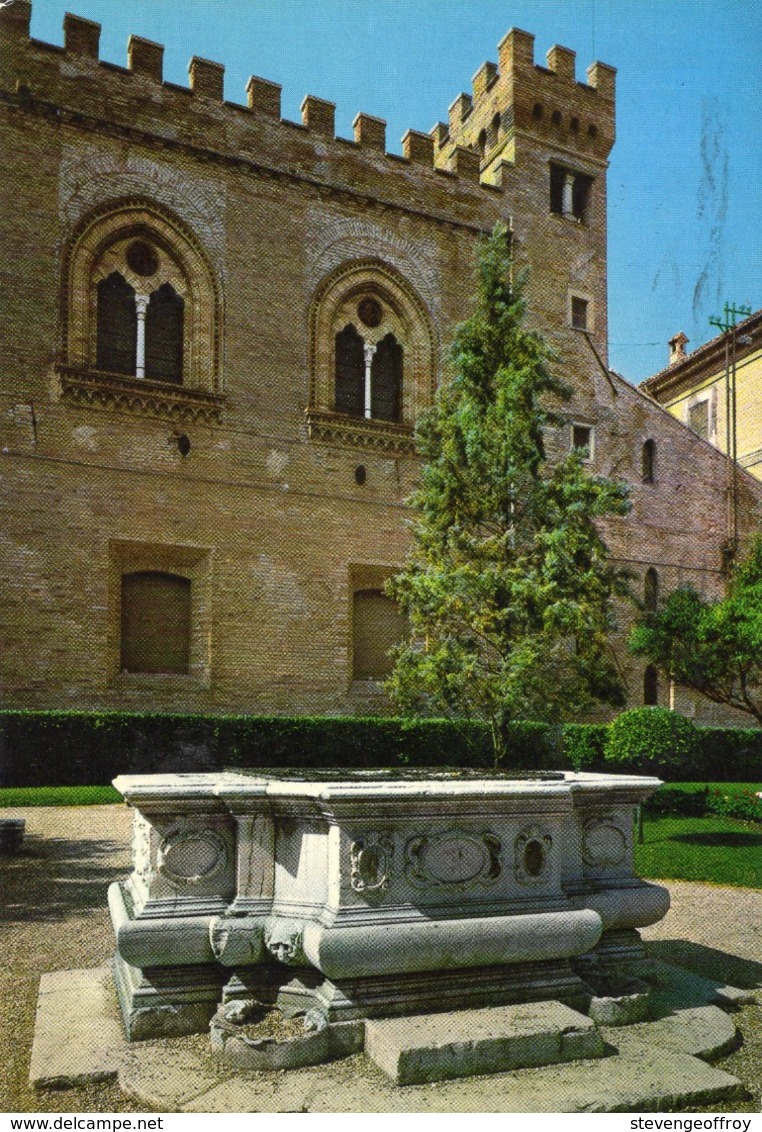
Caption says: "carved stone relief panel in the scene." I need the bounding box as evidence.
[582,815,628,868]
[405,831,502,889]
[156,818,229,887]
[349,834,394,895]
[514,825,553,885]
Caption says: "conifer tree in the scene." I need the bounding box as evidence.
[386,224,631,766]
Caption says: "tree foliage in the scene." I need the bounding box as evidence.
[630,535,762,725]
[385,225,631,765]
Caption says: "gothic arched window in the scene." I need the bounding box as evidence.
[644,568,659,612]
[63,201,220,394]
[309,260,436,449]
[145,282,185,384]
[335,323,365,416]
[96,272,137,376]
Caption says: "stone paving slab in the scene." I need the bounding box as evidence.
[364,1001,603,1085]
[29,966,124,1089]
[305,1042,743,1113]
[30,964,746,1112]
[604,1005,738,1062]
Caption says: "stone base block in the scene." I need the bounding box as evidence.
[113,952,224,1040]
[271,958,591,1024]
[365,1000,605,1085]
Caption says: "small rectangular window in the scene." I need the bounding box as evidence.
[688,400,709,439]
[572,424,593,460]
[571,296,589,330]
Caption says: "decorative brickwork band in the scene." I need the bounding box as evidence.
[58,366,224,425]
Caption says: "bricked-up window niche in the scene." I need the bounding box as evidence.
[120,572,191,674]
[62,201,221,396]
[352,590,408,680]
[550,164,593,223]
[308,260,436,453]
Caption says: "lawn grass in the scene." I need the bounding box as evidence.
[0,785,122,807]
[636,813,762,888]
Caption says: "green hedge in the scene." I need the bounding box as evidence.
[1,710,759,787]
[643,782,762,822]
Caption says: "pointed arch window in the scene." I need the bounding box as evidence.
[145,282,184,384]
[335,324,365,416]
[644,665,659,706]
[644,568,659,612]
[96,272,137,376]
[333,322,403,423]
[62,202,222,406]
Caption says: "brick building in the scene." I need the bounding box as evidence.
[1,2,759,721]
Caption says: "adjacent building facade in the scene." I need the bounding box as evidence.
[642,311,762,481]
[1,1,760,722]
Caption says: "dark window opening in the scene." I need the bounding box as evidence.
[551,109,562,126]
[572,424,592,458]
[96,272,137,376]
[491,112,501,143]
[371,333,403,422]
[145,283,184,384]
[644,665,658,706]
[644,568,659,612]
[120,571,191,674]
[477,129,487,157]
[532,102,543,120]
[571,297,589,330]
[352,589,408,680]
[642,439,655,483]
[335,323,365,416]
[550,164,593,222]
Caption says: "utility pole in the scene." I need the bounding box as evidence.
[708,303,751,566]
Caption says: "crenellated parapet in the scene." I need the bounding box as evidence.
[0,1,499,211]
[0,2,614,211]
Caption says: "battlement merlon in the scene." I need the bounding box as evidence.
[439,27,616,171]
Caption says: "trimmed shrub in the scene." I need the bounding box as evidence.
[562,723,609,771]
[604,707,698,774]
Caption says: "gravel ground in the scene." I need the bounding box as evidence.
[1,804,760,1113]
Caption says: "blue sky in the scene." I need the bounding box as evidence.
[28,0,762,384]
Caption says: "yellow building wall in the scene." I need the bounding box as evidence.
[658,348,762,480]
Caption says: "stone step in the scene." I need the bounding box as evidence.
[364,999,605,1085]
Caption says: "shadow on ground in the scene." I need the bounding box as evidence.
[668,831,762,848]
[0,835,127,923]
[646,938,762,992]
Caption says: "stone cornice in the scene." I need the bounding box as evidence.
[305,408,417,455]
[57,364,224,424]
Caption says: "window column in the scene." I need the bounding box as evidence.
[134,294,150,379]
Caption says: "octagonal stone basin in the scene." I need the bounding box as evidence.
[108,768,669,1041]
